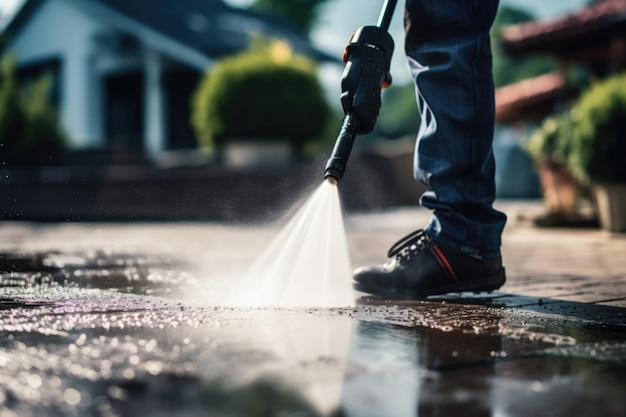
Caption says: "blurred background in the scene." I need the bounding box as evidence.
[0,0,624,231]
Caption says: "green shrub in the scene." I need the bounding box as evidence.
[525,71,626,185]
[0,56,65,167]
[191,39,330,155]
[567,72,626,184]
[525,112,574,166]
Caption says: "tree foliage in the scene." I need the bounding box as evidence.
[0,56,65,167]
[373,83,420,140]
[250,0,330,36]
[491,6,557,88]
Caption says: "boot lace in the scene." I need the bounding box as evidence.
[387,229,431,262]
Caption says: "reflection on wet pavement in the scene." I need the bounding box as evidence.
[1,249,625,416]
[0,250,187,295]
[348,301,626,416]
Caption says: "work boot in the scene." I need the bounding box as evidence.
[353,230,506,298]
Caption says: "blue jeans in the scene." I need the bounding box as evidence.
[404,0,506,258]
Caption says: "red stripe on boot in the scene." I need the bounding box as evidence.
[431,245,458,282]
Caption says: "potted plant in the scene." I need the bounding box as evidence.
[192,39,330,166]
[566,72,626,232]
[525,113,581,223]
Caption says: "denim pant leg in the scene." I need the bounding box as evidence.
[404,0,506,258]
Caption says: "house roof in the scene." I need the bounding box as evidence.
[3,0,336,64]
[500,0,626,60]
[495,72,570,123]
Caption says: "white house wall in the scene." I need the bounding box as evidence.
[6,0,214,153]
[8,0,108,148]
[143,48,164,156]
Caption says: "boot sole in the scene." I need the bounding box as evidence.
[354,268,506,299]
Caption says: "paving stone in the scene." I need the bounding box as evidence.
[0,200,624,416]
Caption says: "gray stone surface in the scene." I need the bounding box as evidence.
[0,199,625,416]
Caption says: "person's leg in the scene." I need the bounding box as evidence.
[406,0,506,258]
[353,0,506,297]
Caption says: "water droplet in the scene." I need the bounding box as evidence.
[106,386,127,401]
[122,369,135,380]
[530,381,543,392]
[145,360,163,375]
[27,374,42,389]
[64,388,81,406]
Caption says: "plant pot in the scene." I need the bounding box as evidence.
[593,182,626,232]
[537,155,580,216]
[223,140,292,167]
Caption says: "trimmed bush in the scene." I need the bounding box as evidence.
[525,112,576,167]
[191,39,330,155]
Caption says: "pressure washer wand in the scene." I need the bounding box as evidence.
[324,0,397,183]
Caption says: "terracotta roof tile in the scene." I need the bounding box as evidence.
[496,72,568,122]
[501,0,626,53]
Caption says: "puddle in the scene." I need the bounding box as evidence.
[0,250,625,416]
[343,304,626,416]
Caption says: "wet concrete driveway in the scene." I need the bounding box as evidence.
[0,211,625,416]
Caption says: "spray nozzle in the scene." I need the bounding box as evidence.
[323,114,360,183]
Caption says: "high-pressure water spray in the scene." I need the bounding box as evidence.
[324,0,397,183]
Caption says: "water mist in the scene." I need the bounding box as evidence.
[221,180,354,308]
